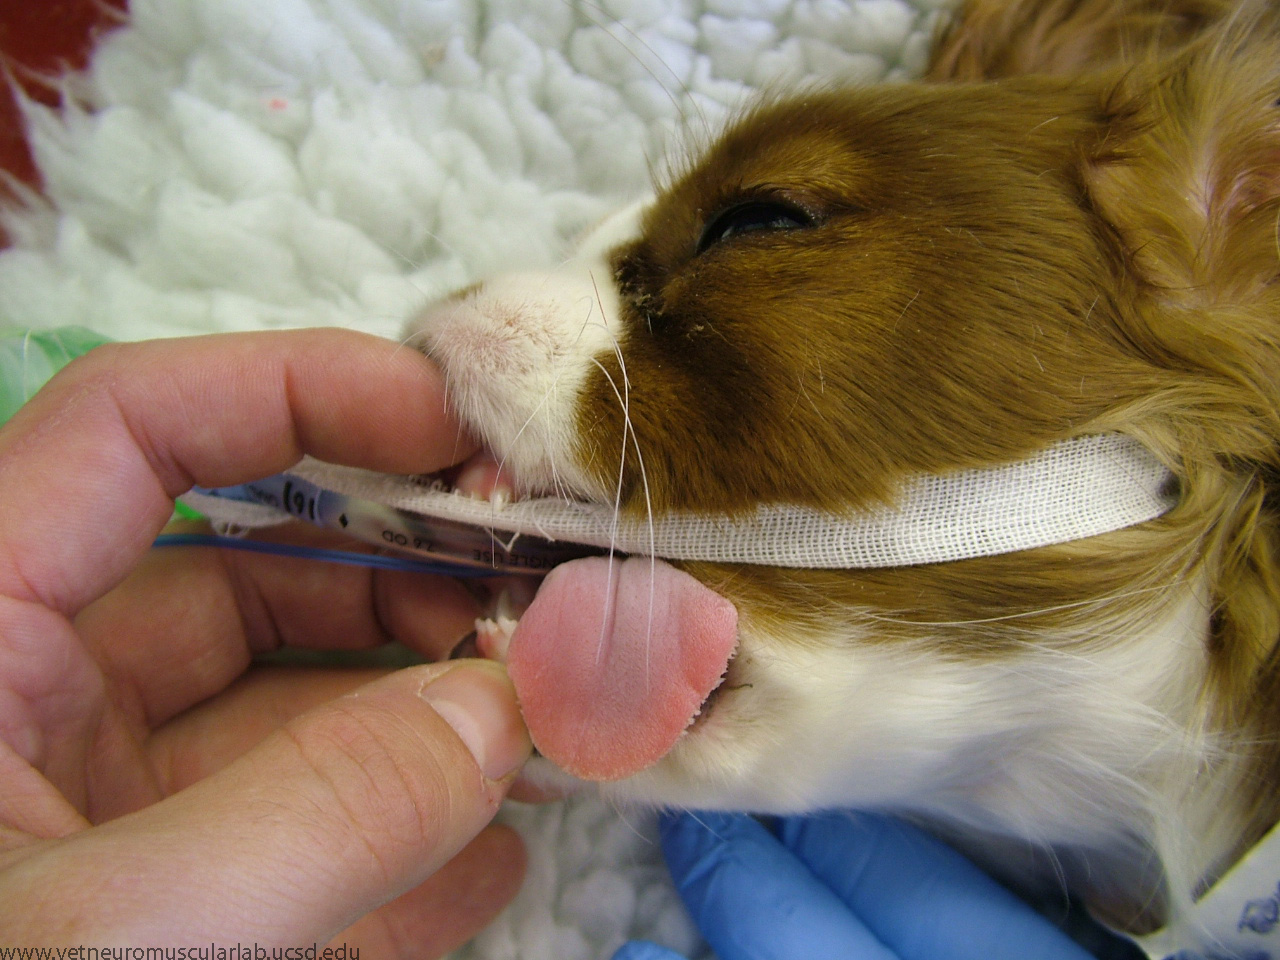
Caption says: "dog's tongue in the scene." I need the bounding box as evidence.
[506,556,738,781]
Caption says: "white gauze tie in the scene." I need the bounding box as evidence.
[183,434,1177,569]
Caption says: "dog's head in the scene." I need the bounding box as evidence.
[410,0,1280,932]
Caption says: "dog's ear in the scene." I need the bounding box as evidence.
[1085,7,1280,466]
[1086,14,1280,313]
[927,0,1232,80]
[1081,8,1280,467]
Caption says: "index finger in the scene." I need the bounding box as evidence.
[0,328,475,615]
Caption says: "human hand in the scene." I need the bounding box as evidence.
[613,810,1103,960]
[0,329,532,954]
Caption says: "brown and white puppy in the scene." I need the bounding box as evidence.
[409,0,1280,941]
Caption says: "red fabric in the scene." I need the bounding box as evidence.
[0,0,127,194]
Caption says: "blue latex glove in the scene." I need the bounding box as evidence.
[613,811,1107,960]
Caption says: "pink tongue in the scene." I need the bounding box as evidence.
[506,556,739,781]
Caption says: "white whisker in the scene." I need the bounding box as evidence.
[585,269,658,691]
[861,581,1184,630]
[586,352,629,660]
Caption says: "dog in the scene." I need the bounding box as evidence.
[408,0,1280,945]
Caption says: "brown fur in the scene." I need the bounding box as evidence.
[927,0,1236,80]
[567,0,1280,930]
[589,81,1156,513]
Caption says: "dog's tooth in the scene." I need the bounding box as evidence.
[475,616,516,662]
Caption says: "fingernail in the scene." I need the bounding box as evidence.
[420,662,531,781]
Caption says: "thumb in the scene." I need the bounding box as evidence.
[6,660,532,944]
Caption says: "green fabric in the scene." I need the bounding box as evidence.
[0,326,113,425]
[0,328,206,524]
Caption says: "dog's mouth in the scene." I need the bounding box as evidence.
[429,446,520,504]
[493,557,739,781]
[448,558,738,783]
[433,448,741,782]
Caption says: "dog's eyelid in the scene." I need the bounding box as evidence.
[695,197,819,254]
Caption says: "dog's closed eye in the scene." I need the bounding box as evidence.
[696,199,815,253]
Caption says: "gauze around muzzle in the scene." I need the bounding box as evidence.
[182,433,1177,571]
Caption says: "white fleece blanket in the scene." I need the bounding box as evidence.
[0,1,953,956]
